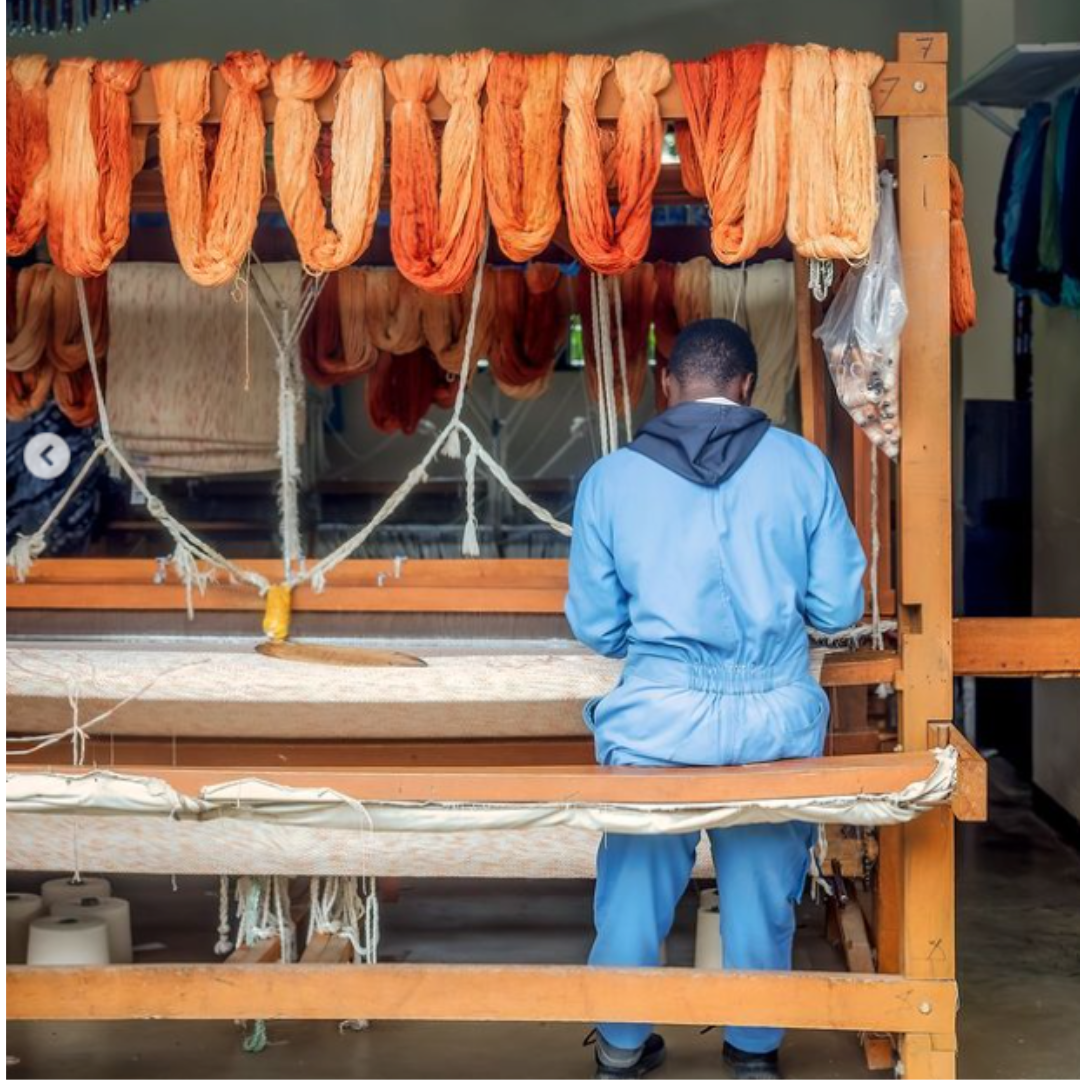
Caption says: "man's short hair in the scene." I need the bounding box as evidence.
[668,318,757,386]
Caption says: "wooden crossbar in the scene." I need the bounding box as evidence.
[6,965,957,1034]
[5,752,941,805]
[118,60,945,126]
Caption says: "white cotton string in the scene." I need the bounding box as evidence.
[444,225,491,461]
[587,274,608,455]
[457,425,573,538]
[214,875,233,956]
[6,440,109,581]
[809,257,834,302]
[5,658,209,758]
[869,447,884,651]
[461,441,482,557]
[75,277,112,444]
[594,274,620,455]
[611,277,633,442]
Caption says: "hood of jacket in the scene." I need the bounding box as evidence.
[627,401,771,486]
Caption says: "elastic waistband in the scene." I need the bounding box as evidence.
[623,652,807,694]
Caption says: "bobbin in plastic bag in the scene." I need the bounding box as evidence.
[814,171,906,458]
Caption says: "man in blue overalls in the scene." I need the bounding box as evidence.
[567,319,866,1080]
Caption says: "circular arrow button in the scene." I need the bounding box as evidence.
[24,433,72,480]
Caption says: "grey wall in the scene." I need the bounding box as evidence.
[8,0,938,61]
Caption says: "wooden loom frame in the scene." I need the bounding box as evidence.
[7,31,1079,1079]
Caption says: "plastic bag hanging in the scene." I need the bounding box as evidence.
[814,171,906,458]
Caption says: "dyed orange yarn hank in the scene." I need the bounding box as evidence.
[385,51,492,294]
[483,53,566,262]
[272,51,385,273]
[490,264,570,399]
[7,55,51,257]
[152,51,270,287]
[46,57,144,277]
[562,52,671,276]
[365,349,450,435]
[949,160,977,335]
[787,45,884,262]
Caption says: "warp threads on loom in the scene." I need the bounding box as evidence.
[385,51,493,294]
[949,160,977,335]
[7,55,51,257]
[272,51,385,273]
[562,52,671,275]
[46,58,145,278]
[152,52,271,287]
[787,45,884,263]
[482,53,567,262]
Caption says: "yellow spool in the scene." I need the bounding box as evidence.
[262,584,293,642]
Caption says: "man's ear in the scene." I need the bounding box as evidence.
[661,367,673,402]
[742,372,756,405]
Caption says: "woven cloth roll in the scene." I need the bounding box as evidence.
[106,262,301,475]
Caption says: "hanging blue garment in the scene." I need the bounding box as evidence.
[6,406,105,555]
[994,127,1023,275]
[1009,105,1060,304]
[1059,90,1080,309]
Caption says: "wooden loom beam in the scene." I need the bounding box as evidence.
[120,60,946,126]
[7,964,956,1032]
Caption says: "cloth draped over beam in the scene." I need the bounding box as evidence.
[7,263,109,427]
[106,261,301,475]
[6,747,958,836]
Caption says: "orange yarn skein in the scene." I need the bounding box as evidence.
[46,58,144,277]
[385,51,492,294]
[7,55,51,256]
[272,51,385,273]
[949,160,977,335]
[482,52,566,262]
[152,51,270,287]
[562,52,671,275]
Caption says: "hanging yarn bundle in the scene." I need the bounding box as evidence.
[675,44,793,264]
[363,268,426,355]
[385,51,493,294]
[46,57,144,278]
[562,52,671,275]
[787,45,884,263]
[300,272,348,387]
[49,271,108,427]
[152,52,271,287]
[674,123,705,199]
[948,160,977,335]
[365,349,452,435]
[6,264,54,375]
[7,55,51,257]
[272,51,385,273]
[482,52,567,262]
[419,266,496,376]
[490,264,570,399]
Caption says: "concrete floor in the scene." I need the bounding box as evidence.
[8,761,1080,1079]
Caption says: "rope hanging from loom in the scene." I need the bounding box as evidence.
[45,57,144,278]
[385,50,492,294]
[482,52,567,262]
[674,44,793,264]
[561,52,671,275]
[787,45,884,263]
[152,51,270,287]
[576,265,653,424]
[271,51,385,273]
[489,264,570,399]
[949,160,977,335]
[6,55,51,257]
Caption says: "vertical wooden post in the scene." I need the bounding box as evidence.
[895,31,956,1080]
[794,254,829,451]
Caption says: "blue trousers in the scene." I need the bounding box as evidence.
[590,822,813,1054]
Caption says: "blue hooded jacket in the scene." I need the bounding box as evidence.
[565,401,866,767]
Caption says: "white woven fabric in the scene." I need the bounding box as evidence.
[7,747,957,837]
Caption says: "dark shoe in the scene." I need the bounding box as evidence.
[590,1032,667,1079]
[722,1042,782,1079]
